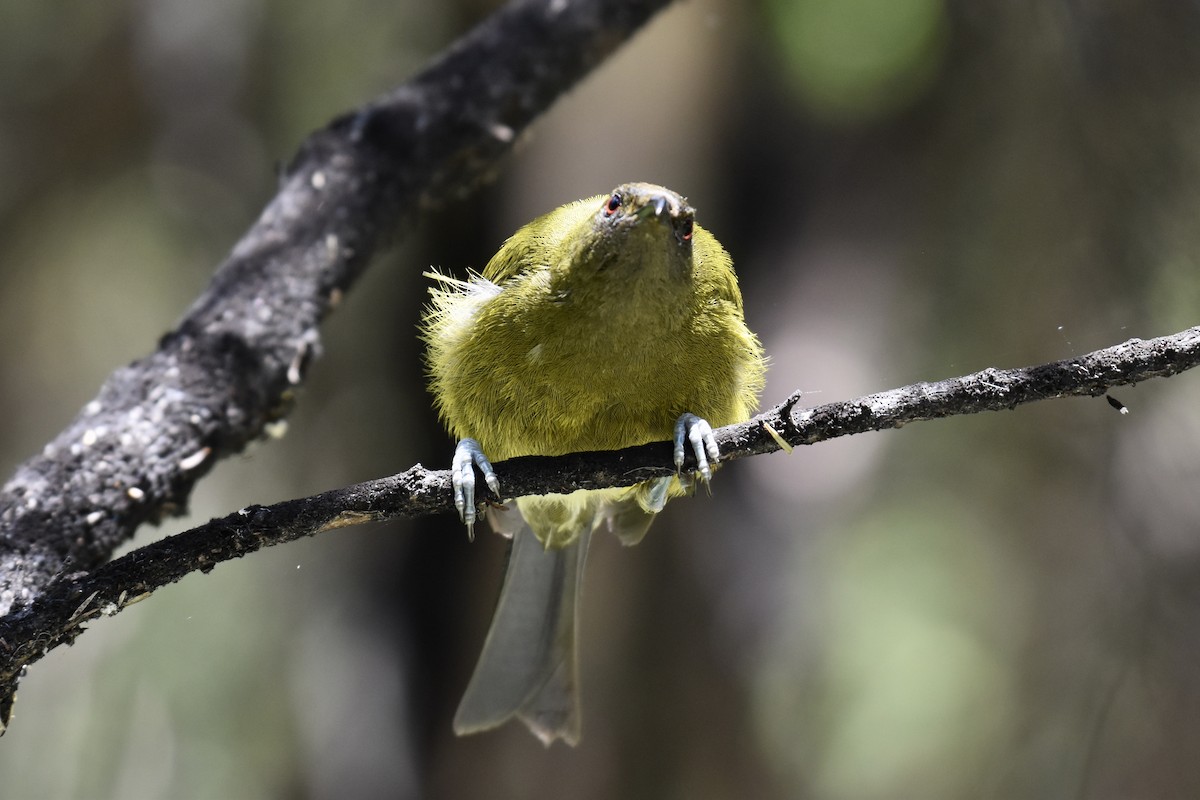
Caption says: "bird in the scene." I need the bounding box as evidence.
[422,182,765,745]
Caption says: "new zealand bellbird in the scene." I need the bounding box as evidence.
[422,182,765,745]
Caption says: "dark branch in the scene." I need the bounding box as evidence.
[2,325,1197,712]
[0,0,673,618]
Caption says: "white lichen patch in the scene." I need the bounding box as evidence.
[489,122,515,142]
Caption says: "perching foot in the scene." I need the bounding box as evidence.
[453,438,501,538]
[673,413,720,484]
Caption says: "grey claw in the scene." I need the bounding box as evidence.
[453,438,499,538]
[674,413,719,483]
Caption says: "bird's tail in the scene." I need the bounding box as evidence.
[453,513,592,746]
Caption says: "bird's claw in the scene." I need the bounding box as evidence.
[452,438,500,540]
[673,413,720,484]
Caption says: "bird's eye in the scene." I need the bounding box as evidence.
[603,193,622,216]
[681,219,694,241]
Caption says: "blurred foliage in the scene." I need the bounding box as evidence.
[2,0,1200,798]
[763,0,947,123]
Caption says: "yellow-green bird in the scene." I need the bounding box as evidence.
[422,182,765,745]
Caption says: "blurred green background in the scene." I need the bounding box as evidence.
[3,0,1200,797]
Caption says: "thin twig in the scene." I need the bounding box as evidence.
[1,325,1196,718]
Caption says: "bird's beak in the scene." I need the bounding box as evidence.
[636,195,671,220]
